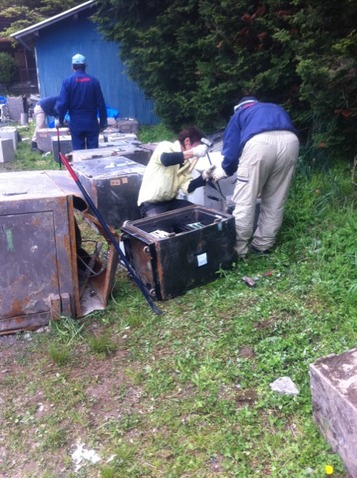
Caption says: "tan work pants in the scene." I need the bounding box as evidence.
[233,131,300,256]
[32,104,47,142]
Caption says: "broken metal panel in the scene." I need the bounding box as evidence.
[76,212,119,317]
[121,205,237,301]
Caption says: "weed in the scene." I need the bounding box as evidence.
[86,333,117,357]
[47,342,72,366]
[50,316,85,345]
[40,427,68,451]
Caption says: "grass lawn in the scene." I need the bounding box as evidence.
[0,123,356,477]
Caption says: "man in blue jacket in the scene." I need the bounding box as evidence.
[213,97,300,258]
[57,53,107,150]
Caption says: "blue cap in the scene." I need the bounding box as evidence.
[72,53,86,65]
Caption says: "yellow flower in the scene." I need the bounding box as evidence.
[325,465,334,475]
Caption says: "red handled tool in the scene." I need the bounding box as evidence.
[56,125,62,169]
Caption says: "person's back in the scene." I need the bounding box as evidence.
[222,100,297,175]
[57,53,107,150]
[64,70,102,120]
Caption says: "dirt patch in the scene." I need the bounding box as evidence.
[0,327,146,478]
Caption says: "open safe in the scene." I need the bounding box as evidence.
[121,205,237,301]
[0,170,119,335]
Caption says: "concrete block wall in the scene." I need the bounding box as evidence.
[310,348,357,477]
[0,139,15,162]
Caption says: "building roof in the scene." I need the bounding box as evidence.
[10,0,95,50]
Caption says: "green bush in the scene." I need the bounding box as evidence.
[0,52,16,87]
[95,0,357,162]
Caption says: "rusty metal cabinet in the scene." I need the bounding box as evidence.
[121,205,237,301]
[0,171,118,334]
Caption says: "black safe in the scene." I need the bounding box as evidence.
[121,205,237,300]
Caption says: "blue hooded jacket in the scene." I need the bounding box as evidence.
[222,98,298,176]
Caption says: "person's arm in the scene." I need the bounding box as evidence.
[161,143,208,167]
[160,152,184,166]
[187,175,206,193]
[95,81,107,128]
[57,81,70,123]
[221,114,242,176]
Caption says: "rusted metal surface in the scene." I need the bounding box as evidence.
[70,141,152,166]
[76,212,119,317]
[72,157,146,228]
[121,205,237,301]
[0,170,119,334]
[0,192,76,330]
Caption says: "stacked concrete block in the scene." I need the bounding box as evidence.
[0,138,15,163]
[116,117,139,134]
[310,348,357,477]
[6,96,25,122]
[37,128,69,152]
[51,135,73,163]
[0,126,18,151]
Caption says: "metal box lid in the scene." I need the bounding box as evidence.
[0,170,86,206]
[72,156,146,179]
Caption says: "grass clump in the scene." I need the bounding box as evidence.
[47,342,73,366]
[87,333,117,357]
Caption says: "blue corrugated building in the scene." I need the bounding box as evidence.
[11,0,159,125]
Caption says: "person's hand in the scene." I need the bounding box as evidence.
[212,166,227,181]
[192,144,208,158]
[202,165,216,181]
[55,119,63,128]
[99,123,108,132]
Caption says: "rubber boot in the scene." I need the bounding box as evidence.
[31,141,38,151]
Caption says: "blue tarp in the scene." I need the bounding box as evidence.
[48,106,120,128]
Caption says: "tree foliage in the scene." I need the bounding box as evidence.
[0,51,16,86]
[0,0,78,37]
[95,0,357,161]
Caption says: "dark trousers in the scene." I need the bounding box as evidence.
[70,126,99,150]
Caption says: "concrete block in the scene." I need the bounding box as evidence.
[116,117,139,134]
[51,135,73,163]
[0,138,15,163]
[37,128,69,152]
[6,96,24,122]
[310,347,357,477]
[0,126,18,150]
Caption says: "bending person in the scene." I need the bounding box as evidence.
[213,96,300,257]
[138,126,214,217]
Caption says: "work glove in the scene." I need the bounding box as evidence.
[212,166,227,182]
[202,165,216,181]
[55,119,63,128]
[191,144,208,158]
